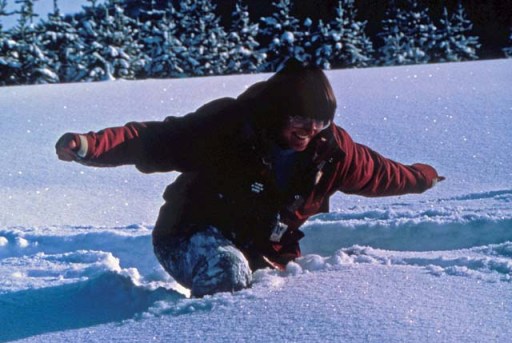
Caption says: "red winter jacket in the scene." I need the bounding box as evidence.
[70,97,439,269]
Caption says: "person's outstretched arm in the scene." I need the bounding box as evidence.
[332,126,444,197]
[55,98,240,173]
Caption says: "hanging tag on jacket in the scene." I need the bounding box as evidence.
[270,221,288,243]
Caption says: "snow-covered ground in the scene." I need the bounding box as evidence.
[1,59,511,342]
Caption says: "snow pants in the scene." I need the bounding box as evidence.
[153,226,252,297]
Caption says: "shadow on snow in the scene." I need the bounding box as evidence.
[0,271,182,342]
[301,217,512,256]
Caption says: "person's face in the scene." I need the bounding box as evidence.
[279,116,331,151]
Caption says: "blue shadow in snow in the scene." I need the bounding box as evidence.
[301,217,512,255]
[0,272,183,342]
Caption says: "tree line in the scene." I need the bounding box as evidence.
[0,0,510,86]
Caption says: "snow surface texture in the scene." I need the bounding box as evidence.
[0,59,511,342]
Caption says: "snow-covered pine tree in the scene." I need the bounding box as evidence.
[81,0,142,81]
[14,0,38,40]
[40,0,84,82]
[258,0,308,72]
[10,0,59,84]
[403,0,437,63]
[301,17,315,64]
[377,1,405,66]
[433,3,480,62]
[225,0,265,74]
[136,0,164,78]
[137,1,185,78]
[108,0,144,79]
[0,0,22,85]
[175,0,228,76]
[504,30,512,58]
[78,2,114,81]
[311,19,333,69]
[378,0,437,66]
[70,0,101,81]
[313,0,374,69]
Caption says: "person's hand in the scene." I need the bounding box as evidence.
[432,176,446,187]
[55,133,79,162]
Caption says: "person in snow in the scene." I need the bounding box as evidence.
[56,60,444,297]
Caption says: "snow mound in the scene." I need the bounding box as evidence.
[0,251,181,342]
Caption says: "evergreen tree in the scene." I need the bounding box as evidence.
[259,0,309,71]
[225,0,265,74]
[10,0,59,84]
[81,0,142,81]
[433,3,480,62]
[40,0,84,82]
[312,0,373,69]
[77,2,114,81]
[378,0,437,66]
[301,17,314,64]
[0,0,22,85]
[70,0,101,81]
[332,0,374,68]
[311,19,333,69]
[138,2,185,78]
[175,0,228,76]
[107,0,144,79]
[14,0,38,39]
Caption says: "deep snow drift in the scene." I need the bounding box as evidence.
[0,59,511,342]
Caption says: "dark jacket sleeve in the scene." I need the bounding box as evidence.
[333,126,439,196]
[74,97,240,173]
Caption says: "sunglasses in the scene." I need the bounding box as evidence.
[288,116,331,131]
